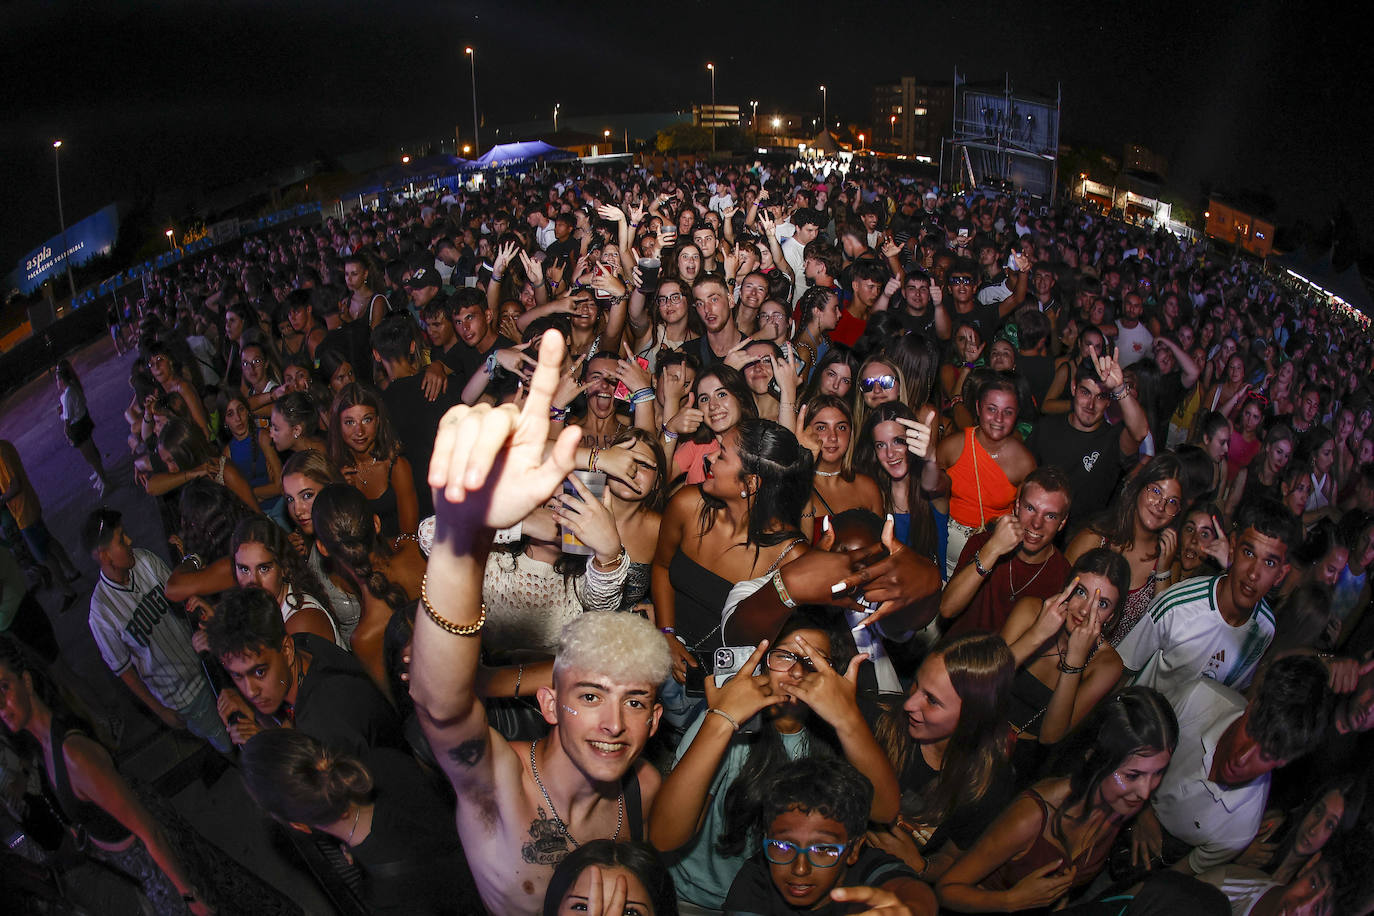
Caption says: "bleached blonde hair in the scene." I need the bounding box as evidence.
[555,612,672,691]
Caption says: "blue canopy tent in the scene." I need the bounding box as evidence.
[468,140,574,169]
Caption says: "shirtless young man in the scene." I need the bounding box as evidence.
[410,331,671,915]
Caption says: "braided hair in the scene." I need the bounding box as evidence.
[311,484,409,611]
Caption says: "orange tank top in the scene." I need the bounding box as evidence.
[948,427,1017,527]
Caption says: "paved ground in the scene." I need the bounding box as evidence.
[1,334,337,914]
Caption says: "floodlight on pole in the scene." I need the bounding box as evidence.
[707,62,716,155]
[465,47,480,155]
[51,139,77,301]
[165,229,176,253]
[554,102,560,133]
[819,85,827,132]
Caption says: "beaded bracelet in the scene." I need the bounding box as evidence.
[1057,658,1087,675]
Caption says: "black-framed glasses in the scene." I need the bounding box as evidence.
[761,838,849,868]
[765,648,831,673]
[860,375,896,393]
[656,292,684,304]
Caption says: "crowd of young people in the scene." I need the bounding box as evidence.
[3,153,1374,915]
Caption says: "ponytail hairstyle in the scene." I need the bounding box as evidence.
[230,515,334,620]
[274,390,323,439]
[311,484,409,611]
[240,728,374,827]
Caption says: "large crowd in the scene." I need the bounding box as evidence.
[2,154,1374,916]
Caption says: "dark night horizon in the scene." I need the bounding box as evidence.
[3,0,1371,271]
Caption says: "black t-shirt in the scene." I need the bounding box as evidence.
[724,846,918,915]
[378,372,461,519]
[1017,354,1057,409]
[294,633,405,758]
[1026,414,1129,525]
[353,749,480,915]
[896,306,939,339]
[855,694,1013,854]
[953,300,1003,340]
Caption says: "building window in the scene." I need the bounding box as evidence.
[913,107,927,116]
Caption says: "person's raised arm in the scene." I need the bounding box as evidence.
[995,253,1031,319]
[410,332,581,793]
[1095,346,1147,455]
[1037,588,1119,744]
[941,515,1022,622]
[648,641,786,851]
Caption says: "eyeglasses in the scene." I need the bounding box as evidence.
[656,292,684,304]
[761,838,849,868]
[860,375,896,393]
[948,276,974,286]
[1144,484,1182,516]
[759,312,786,322]
[765,648,832,673]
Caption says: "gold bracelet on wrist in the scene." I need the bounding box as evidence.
[419,572,486,637]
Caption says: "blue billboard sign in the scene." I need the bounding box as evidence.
[9,204,120,296]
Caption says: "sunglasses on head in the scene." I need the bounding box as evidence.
[860,375,896,393]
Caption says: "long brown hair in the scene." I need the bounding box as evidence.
[875,633,1014,829]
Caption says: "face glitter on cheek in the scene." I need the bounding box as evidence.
[562,705,579,716]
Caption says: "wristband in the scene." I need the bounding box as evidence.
[772,570,797,609]
[973,551,992,578]
[484,352,499,375]
[550,406,569,422]
[629,387,655,405]
[1112,384,1130,401]
[660,626,676,635]
[661,425,679,441]
[1057,658,1087,675]
[707,707,740,732]
[1151,570,1173,582]
[181,553,204,571]
[589,447,601,473]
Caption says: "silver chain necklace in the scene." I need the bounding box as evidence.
[1008,553,1049,599]
[528,740,623,849]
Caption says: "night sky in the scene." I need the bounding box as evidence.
[4,0,1372,271]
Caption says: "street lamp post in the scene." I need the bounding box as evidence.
[554,102,560,133]
[51,140,76,301]
[750,99,758,146]
[819,85,827,135]
[604,129,612,154]
[706,62,716,155]
[165,229,176,253]
[858,133,865,152]
[465,47,480,155]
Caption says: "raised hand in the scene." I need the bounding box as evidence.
[702,641,788,723]
[596,204,626,224]
[984,512,1026,558]
[1065,587,1105,668]
[427,332,581,531]
[894,416,933,460]
[881,239,902,260]
[1157,527,1178,570]
[829,884,919,915]
[616,343,653,393]
[785,634,866,728]
[552,353,591,410]
[1095,345,1125,391]
[722,336,756,371]
[1031,576,1079,643]
[518,249,543,285]
[549,473,622,564]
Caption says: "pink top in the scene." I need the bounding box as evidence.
[1225,433,1262,482]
